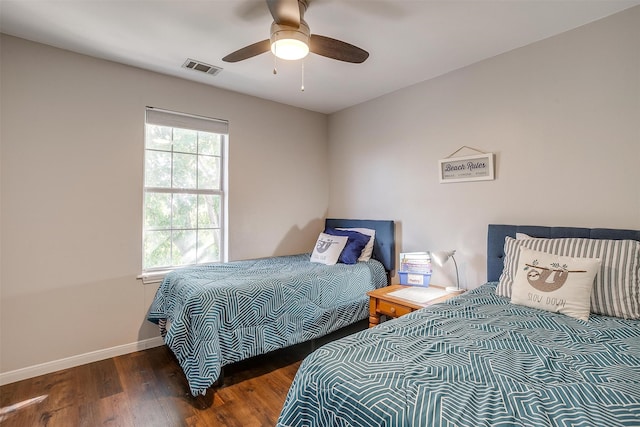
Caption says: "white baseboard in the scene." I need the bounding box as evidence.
[0,336,165,386]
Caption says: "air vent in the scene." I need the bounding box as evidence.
[182,59,222,76]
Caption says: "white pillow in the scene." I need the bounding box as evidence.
[336,227,375,262]
[310,233,348,265]
[497,236,640,319]
[511,248,601,321]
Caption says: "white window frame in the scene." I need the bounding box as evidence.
[139,107,228,284]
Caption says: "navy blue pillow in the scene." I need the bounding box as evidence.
[323,228,370,265]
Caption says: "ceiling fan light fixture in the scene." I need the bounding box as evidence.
[271,37,309,60]
[270,21,310,60]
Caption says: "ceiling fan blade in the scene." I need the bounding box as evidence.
[267,0,301,27]
[310,35,369,64]
[222,40,271,62]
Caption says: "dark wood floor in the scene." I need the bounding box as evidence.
[0,321,366,427]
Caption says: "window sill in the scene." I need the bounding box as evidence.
[137,270,173,285]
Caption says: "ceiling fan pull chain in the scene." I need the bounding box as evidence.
[301,60,305,92]
[273,36,278,74]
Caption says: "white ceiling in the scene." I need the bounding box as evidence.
[1,0,639,114]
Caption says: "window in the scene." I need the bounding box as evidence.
[143,108,227,274]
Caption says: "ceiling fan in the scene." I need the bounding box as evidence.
[222,0,369,64]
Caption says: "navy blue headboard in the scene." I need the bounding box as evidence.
[325,218,395,272]
[487,224,640,282]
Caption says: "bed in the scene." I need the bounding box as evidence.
[277,224,640,427]
[147,218,395,396]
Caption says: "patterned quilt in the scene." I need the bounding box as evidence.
[147,254,387,396]
[278,282,640,427]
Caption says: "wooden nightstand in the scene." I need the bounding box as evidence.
[367,284,463,327]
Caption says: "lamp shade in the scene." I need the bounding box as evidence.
[430,250,461,292]
[431,250,456,267]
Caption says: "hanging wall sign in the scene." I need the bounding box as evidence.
[439,152,495,183]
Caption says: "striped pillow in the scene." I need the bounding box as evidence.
[496,236,640,319]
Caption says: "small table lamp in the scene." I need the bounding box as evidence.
[431,250,460,292]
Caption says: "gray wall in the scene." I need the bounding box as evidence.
[327,7,640,289]
[0,35,328,377]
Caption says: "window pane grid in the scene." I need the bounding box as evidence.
[145,188,222,195]
[143,110,226,272]
[146,147,222,158]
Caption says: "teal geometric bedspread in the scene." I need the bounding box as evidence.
[277,282,640,427]
[147,254,387,396]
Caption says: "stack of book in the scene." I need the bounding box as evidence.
[399,252,432,287]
